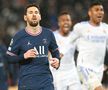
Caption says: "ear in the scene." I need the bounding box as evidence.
[24,15,27,21]
[39,14,42,21]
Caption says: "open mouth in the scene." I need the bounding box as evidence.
[97,16,103,19]
[63,24,69,28]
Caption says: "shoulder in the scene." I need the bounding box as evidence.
[101,22,108,33]
[12,29,25,41]
[53,30,60,39]
[42,27,52,32]
[74,21,88,28]
[101,22,108,27]
[42,27,54,35]
[53,30,59,35]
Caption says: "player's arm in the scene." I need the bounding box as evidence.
[49,31,61,69]
[6,33,38,63]
[6,49,37,63]
[6,53,24,63]
[6,35,24,63]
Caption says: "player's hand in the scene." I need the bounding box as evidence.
[24,49,37,59]
[50,58,60,69]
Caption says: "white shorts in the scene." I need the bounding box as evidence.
[77,66,103,90]
[52,68,82,90]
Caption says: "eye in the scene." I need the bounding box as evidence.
[28,11,33,14]
[95,7,104,12]
[100,8,104,12]
[35,11,38,14]
[35,11,40,14]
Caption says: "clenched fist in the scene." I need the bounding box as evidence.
[49,58,60,69]
[24,49,38,59]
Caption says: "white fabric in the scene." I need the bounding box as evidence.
[51,30,82,90]
[77,66,103,90]
[71,21,108,72]
[70,21,108,90]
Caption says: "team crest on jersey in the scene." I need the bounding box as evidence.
[10,39,13,46]
[42,39,48,44]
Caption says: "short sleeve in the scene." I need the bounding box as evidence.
[70,23,82,43]
[49,31,60,59]
[49,31,58,52]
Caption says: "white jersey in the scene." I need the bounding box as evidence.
[51,30,82,90]
[71,21,108,72]
[54,30,76,71]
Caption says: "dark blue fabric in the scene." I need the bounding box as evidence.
[0,44,8,90]
[7,27,60,89]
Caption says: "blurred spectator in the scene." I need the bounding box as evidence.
[0,39,9,90]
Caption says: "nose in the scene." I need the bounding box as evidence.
[33,13,36,16]
[32,13,37,18]
[32,14,37,19]
[99,10,104,15]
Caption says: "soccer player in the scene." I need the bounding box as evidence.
[6,3,60,90]
[51,11,82,90]
[71,0,108,90]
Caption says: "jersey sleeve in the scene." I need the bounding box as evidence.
[7,35,20,55]
[6,35,24,63]
[106,31,108,51]
[49,31,60,60]
[103,23,108,50]
[70,23,82,43]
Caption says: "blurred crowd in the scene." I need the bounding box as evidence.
[1,0,108,46]
[0,0,108,89]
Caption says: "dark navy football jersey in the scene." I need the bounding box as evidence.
[7,27,60,89]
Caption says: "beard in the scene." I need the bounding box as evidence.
[29,21,38,27]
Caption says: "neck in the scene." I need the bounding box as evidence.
[59,30,69,37]
[26,25,41,35]
[89,20,100,26]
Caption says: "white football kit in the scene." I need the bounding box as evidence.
[51,30,82,90]
[71,21,108,90]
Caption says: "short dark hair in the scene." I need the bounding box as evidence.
[58,11,71,18]
[24,3,40,15]
[89,0,103,9]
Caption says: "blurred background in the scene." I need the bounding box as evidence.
[1,0,108,46]
[0,0,108,90]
